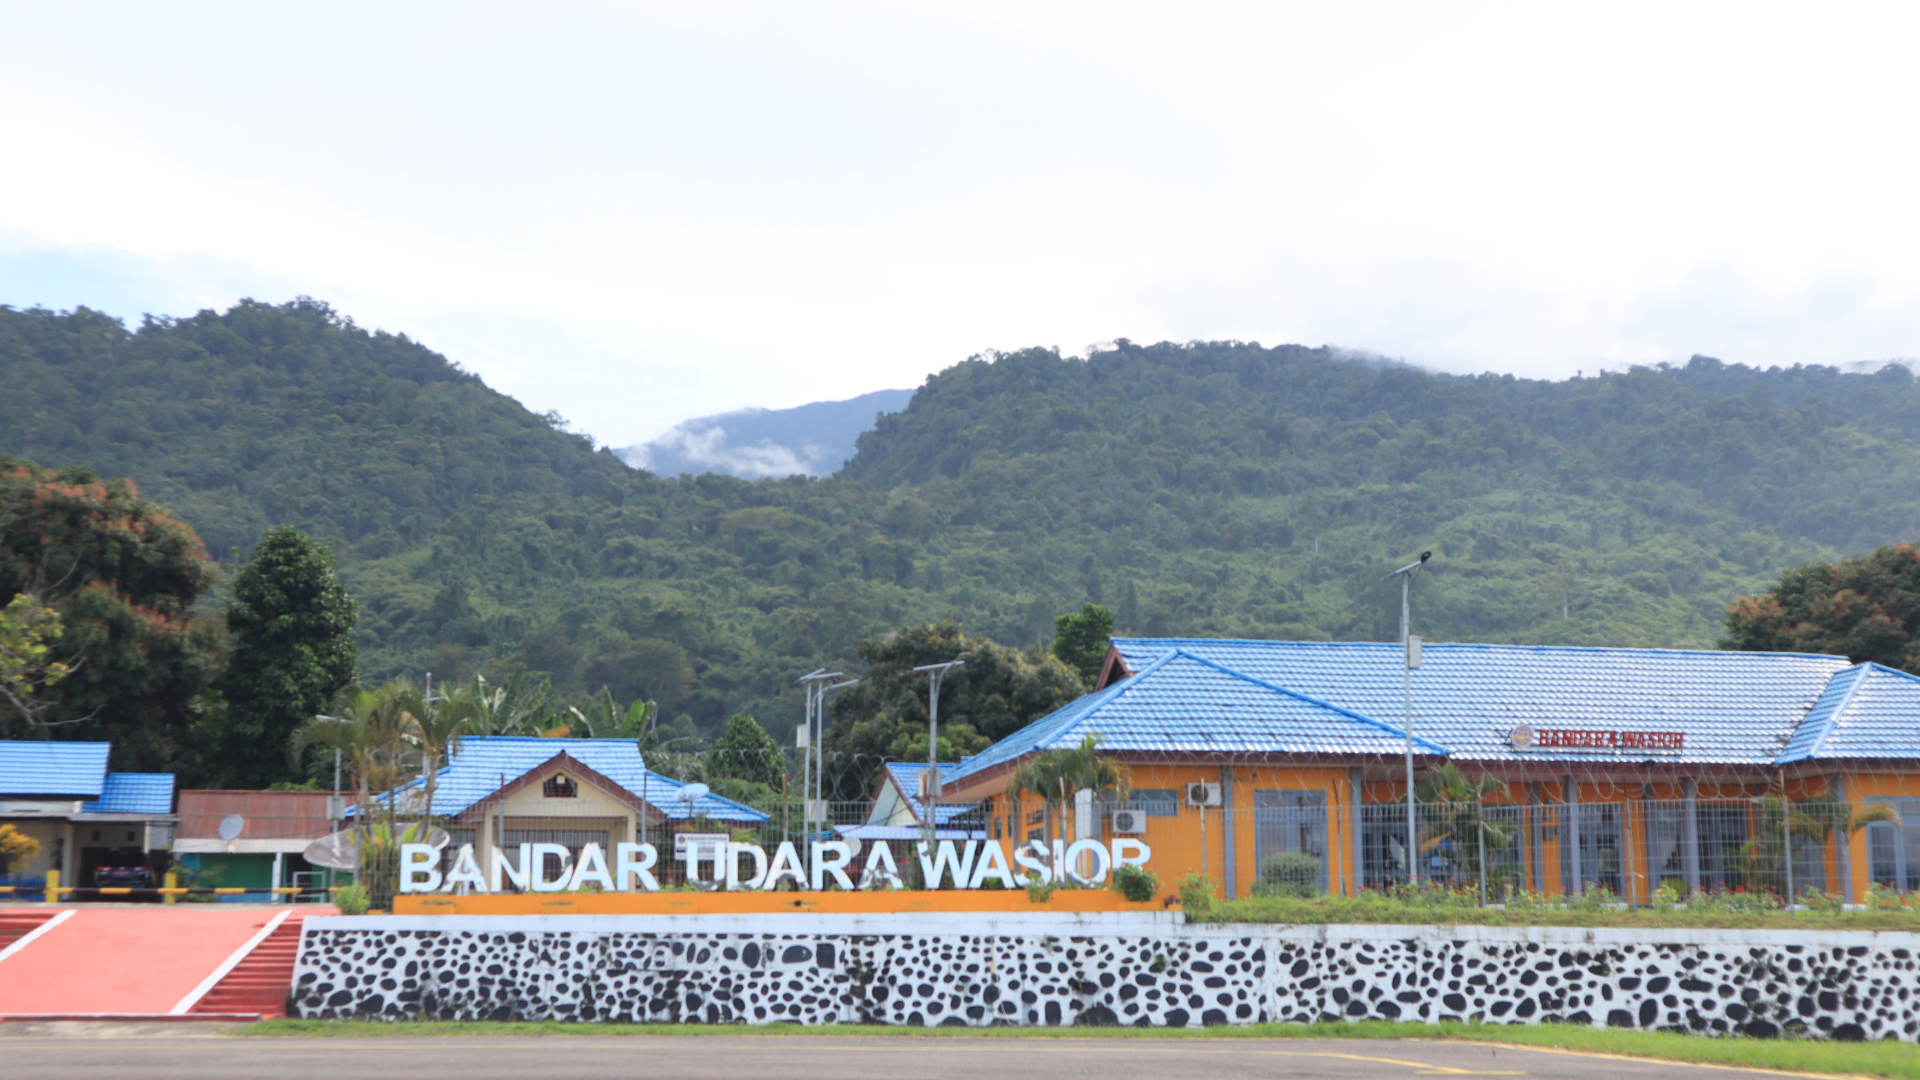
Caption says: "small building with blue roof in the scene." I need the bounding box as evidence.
[373,736,768,888]
[0,740,176,894]
[937,638,1920,906]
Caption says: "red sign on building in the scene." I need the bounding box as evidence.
[1508,725,1684,752]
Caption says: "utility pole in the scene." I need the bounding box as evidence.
[1388,552,1431,886]
[911,658,966,876]
[797,669,855,876]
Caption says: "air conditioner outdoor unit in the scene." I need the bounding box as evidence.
[1110,809,1148,834]
[1185,782,1222,808]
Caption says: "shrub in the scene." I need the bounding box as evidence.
[1251,852,1321,898]
[1798,886,1846,913]
[1024,870,1057,904]
[1111,863,1158,902]
[1177,872,1216,915]
[334,883,370,915]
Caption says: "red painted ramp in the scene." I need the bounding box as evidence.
[0,907,286,1016]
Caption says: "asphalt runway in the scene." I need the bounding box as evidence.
[0,1031,1823,1080]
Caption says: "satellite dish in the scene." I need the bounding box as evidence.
[304,829,358,872]
[302,826,449,873]
[217,814,245,842]
[843,836,863,859]
[675,783,710,802]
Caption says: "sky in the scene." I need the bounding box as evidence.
[2,3,1917,447]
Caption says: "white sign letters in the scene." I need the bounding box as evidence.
[397,838,1153,893]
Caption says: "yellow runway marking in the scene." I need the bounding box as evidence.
[1450,1040,1877,1080]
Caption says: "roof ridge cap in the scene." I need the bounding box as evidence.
[1155,650,1451,755]
[1116,637,1852,661]
[1797,664,1872,764]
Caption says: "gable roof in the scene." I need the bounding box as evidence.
[81,773,175,815]
[944,649,1445,790]
[1108,638,1855,767]
[0,741,109,797]
[387,737,768,823]
[877,762,977,825]
[1777,663,1920,765]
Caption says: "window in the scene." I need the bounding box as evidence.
[1696,802,1749,890]
[1868,798,1920,891]
[1253,791,1327,895]
[543,774,578,799]
[1561,802,1623,897]
[1127,789,1180,818]
[1360,803,1410,890]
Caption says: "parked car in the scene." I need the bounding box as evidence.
[93,865,153,889]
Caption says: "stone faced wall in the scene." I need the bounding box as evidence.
[290,914,1920,1041]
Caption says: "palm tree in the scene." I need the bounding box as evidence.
[462,670,567,736]
[288,683,416,906]
[567,687,655,739]
[405,681,483,832]
[1005,735,1131,853]
[1413,762,1514,888]
[1738,792,1903,898]
[1792,790,1903,845]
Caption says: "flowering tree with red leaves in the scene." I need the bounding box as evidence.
[1724,542,1920,671]
[0,456,221,771]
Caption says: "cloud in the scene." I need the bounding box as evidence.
[623,424,826,480]
[2,3,1918,445]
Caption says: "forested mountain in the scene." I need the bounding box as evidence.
[6,299,1920,741]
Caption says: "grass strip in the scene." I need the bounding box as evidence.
[242,1017,1920,1077]
[1189,897,1920,930]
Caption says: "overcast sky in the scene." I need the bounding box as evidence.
[3,3,1916,446]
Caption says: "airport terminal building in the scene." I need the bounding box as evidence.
[939,638,1920,903]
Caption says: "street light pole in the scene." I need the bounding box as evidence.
[911,658,966,876]
[1387,551,1431,887]
[797,669,855,875]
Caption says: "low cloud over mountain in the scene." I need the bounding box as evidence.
[620,389,913,479]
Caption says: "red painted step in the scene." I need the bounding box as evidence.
[189,911,312,1020]
[0,910,56,952]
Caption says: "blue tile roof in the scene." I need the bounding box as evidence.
[1108,638,1856,767]
[0,741,109,797]
[1777,663,1920,764]
[882,762,978,824]
[383,736,767,823]
[81,773,175,815]
[945,649,1446,788]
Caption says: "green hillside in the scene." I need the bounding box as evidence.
[6,299,1920,738]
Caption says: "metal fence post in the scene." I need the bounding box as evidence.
[1783,797,1795,908]
[1476,802,1487,905]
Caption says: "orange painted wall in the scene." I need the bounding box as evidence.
[984,762,1352,900]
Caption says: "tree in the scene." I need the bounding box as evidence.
[1725,542,1920,669]
[0,458,220,771]
[0,594,70,731]
[708,713,785,788]
[1050,603,1115,688]
[0,822,42,876]
[218,526,358,787]
[823,620,1085,793]
[1413,762,1514,890]
[566,686,656,740]
[462,670,568,736]
[1005,735,1130,850]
